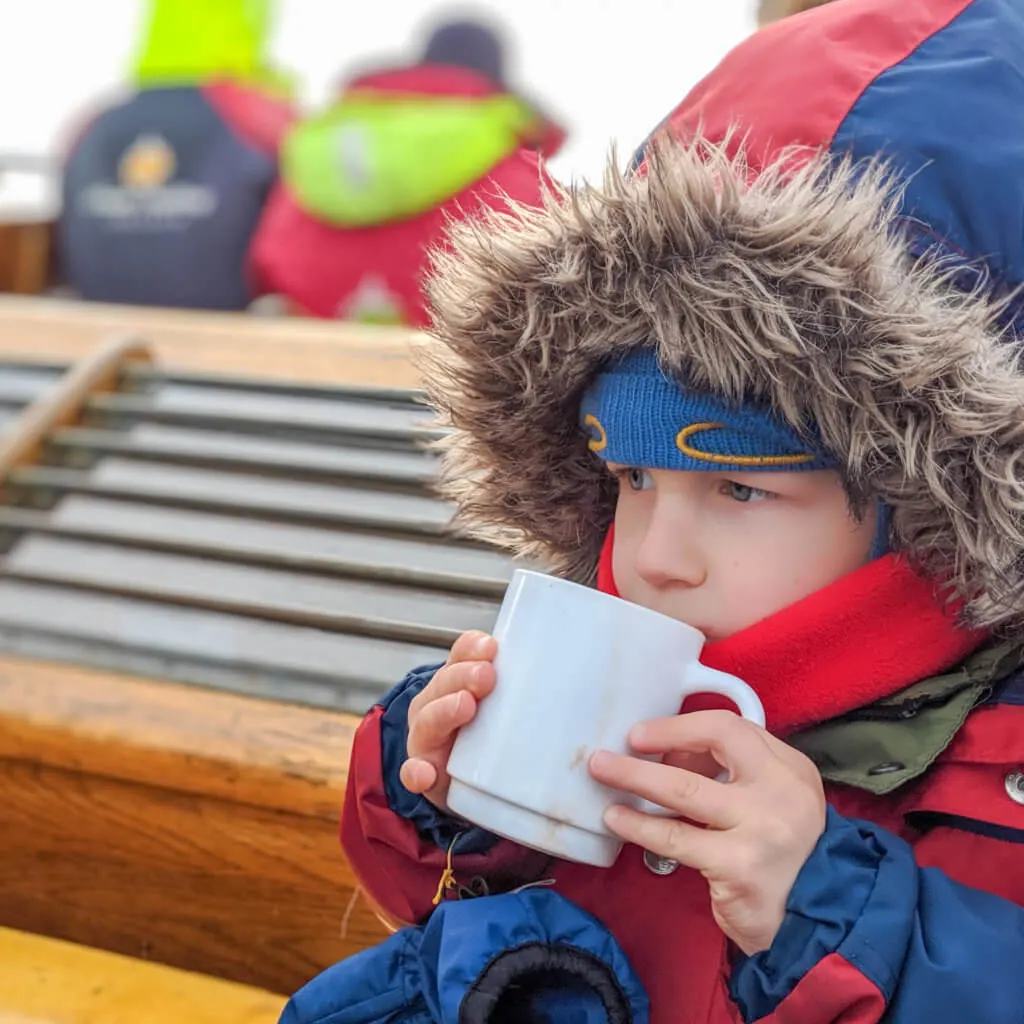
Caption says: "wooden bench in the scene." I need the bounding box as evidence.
[0,314,513,996]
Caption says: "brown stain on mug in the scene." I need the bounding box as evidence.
[569,745,589,770]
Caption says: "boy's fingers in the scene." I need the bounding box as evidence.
[447,631,497,666]
[410,660,495,719]
[603,803,718,872]
[399,756,438,794]
[629,710,772,781]
[408,690,477,757]
[662,748,724,780]
[589,751,740,830]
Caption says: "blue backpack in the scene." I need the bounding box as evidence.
[60,85,276,310]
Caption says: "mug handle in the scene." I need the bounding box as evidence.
[680,661,765,729]
[635,663,765,816]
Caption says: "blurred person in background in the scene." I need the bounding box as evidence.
[249,14,565,327]
[59,0,295,310]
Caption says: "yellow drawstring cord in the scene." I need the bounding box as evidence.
[432,831,465,906]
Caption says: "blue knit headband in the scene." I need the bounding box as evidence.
[579,349,834,473]
[579,349,891,560]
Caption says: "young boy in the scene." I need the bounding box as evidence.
[283,0,1024,1021]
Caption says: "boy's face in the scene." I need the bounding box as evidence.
[608,465,877,640]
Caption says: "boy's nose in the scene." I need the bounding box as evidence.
[632,500,707,589]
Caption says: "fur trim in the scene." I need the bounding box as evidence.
[420,138,1024,629]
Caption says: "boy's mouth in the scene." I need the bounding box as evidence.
[670,613,719,641]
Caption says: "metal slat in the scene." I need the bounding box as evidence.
[8,460,458,536]
[0,360,425,406]
[0,359,478,710]
[0,579,447,711]
[47,424,437,488]
[0,366,62,405]
[123,364,427,406]
[0,358,69,373]
[0,368,438,446]
[0,363,431,415]
[0,408,25,431]
[3,535,500,647]
[0,497,512,596]
[85,386,441,444]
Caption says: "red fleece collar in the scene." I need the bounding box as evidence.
[596,528,987,735]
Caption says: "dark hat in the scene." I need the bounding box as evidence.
[421,18,506,86]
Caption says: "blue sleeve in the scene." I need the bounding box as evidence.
[378,664,499,857]
[730,806,1024,1022]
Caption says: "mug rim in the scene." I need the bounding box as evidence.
[509,568,708,643]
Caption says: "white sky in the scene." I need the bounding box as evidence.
[0,0,757,184]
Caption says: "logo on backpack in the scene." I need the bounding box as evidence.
[118,134,176,189]
[79,133,217,227]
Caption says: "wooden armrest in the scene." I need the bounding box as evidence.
[0,333,152,480]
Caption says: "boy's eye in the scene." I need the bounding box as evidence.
[625,468,655,492]
[723,481,773,503]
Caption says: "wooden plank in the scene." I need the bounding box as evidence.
[0,926,285,1022]
[0,581,447,711]
[0,760,387,993]
[8,459,458,536]
[3,535,500,647]
[0,656,358,820]
[0,656,391,992]
[47,424,437,488]
[0,496,513,595]
[0,295,428,388]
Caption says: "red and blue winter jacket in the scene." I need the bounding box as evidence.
[289,552,1024,1023]
[283,1,1024,1020]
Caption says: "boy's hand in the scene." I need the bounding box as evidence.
[400,631,498,813]
[589,710,826,956]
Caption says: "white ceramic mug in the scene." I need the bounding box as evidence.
[445,569,765,868]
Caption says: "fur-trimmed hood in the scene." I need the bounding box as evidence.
[420,138,1024,630]
[420,0,1024,630]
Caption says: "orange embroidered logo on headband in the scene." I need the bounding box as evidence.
[585,414,608,452]
[676,422,816,467]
